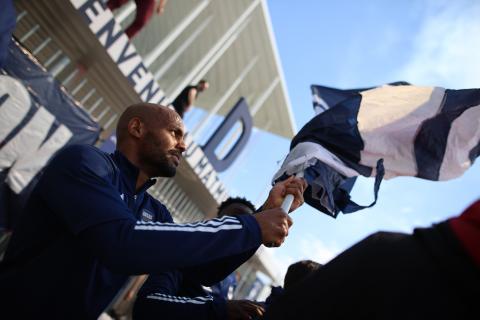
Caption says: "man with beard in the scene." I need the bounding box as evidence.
[0,103,306,320]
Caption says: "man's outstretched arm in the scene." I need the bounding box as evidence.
[40,145,290,274]
[181,176,306,286]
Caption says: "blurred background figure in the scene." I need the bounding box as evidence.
[172,79,209,118]
[264,260,322,308]
[210,197,257,301]
[284,260,322,291]
[107,0,167,39]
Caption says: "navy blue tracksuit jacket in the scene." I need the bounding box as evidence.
[133,270,231,319]
[0,145,261,319]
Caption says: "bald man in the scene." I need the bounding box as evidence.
[0,104,306,320]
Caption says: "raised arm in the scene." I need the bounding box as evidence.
[40,145,289,274]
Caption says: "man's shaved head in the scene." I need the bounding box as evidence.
[116,103,181,146]
[115,103,186,179]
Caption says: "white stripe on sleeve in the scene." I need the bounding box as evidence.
[134,215,244,233]
[146,293,213,305]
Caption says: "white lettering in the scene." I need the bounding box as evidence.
[118,46,142,76]
[70,0,88,9]
[0,107,54,170]
[147,88,165,104]
[132,65,150,92]
[7,124,72,193]
[184,139,203,168]
[106,32,129,62]
[0,76,31,142]
[98,19,123,47]
[85,2,111,34]
[0,76,73,193]
[0,106,73,193]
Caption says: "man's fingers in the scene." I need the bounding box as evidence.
[278,222,288,238]
[284,178,307,210]
[286,214,293,227]
[286,177,307,191]
[286,186,304,201]
[244,302,265,314]
[286,179,307,193]
[284,189,304,212]
[282,215,292,234]
[239,301,265,317]
[255,208,293,247]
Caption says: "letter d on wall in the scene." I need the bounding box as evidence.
[202,97,253,172]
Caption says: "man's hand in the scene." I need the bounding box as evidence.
[254,208,293,247]
[226,300,265,320]
[263,176,307,213]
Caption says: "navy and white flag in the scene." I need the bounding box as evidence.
[311,82,409,115]
[0,39,100,229]
[274,83,480,217]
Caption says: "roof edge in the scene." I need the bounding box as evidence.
[260,0,297,136]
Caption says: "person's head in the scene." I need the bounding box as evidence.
[116,103,186,178]
[283,260,322,290]
[217,197,256,217]
[197,79,209,92]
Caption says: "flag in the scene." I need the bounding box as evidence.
[274,83,480,217]
[1,39,101,229]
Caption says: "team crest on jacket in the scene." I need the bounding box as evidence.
[141,209,154,222]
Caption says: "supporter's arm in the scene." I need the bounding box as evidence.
[79,215,261,274]
[133,274,227,320]
[135,295,264,320]
[181,177,306,285]
[181,245,256,286]
[134,293,227,320]
[134,275,264,320]
[38,145,262,274]
[187,87,197,108]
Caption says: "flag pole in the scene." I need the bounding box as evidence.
[280,171,304,213]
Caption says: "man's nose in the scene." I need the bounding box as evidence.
[177,139,187,153]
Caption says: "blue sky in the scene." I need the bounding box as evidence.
[188,0,480,281]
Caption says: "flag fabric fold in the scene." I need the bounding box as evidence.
[274,83,480,217]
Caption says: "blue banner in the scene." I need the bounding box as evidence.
[0,39,100,230]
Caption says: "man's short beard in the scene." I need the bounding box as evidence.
[147,155,176,178]
[142,132,177,178]
[157,162,176,177]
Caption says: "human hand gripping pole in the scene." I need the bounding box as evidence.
[255,173,306,248]
[280,171,305,213]
[262,174,306,214]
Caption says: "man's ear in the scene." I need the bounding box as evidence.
[128,118,144,138]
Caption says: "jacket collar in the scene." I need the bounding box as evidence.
[112,150,156,194]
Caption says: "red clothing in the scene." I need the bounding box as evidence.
[107,0,156,39]
[449,200,480,267]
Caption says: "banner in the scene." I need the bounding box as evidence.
[0,39,100,230]
[274,82,480,217]
[69,0,167,105]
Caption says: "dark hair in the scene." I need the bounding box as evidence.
[217,197,256,217]
[284,260,322,290]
